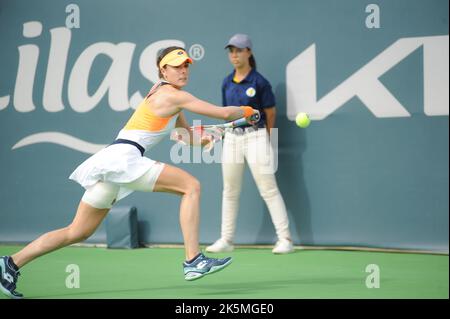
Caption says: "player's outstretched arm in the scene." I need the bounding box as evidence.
[171,90,253,121]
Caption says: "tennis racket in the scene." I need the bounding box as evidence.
[170,110,261,151]
[192,110,261,132]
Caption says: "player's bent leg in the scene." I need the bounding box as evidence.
[152,163,199,195]
[153,164,201,260]
[152,164,233,280]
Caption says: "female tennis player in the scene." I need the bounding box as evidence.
[0,46,257,299]
[206,34,294,255]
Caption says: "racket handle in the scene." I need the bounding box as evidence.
[231,117,249,127]
[231,110,261,127]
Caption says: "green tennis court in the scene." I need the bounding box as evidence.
[0,245,447,299]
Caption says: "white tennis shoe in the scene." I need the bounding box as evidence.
[272,238,295,254]
[205,238,234,253]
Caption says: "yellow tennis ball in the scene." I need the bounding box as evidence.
[296,112,310,128]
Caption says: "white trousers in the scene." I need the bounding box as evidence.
[220,128,291,242]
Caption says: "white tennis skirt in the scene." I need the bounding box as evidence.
[69,143,164,201]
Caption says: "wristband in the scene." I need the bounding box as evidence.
[240,106,254,118]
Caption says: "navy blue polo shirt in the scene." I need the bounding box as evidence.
[222,69,276,129]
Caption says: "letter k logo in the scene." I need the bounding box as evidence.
[286,36,449,120]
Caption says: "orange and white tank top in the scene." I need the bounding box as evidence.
[115,81,179,151]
